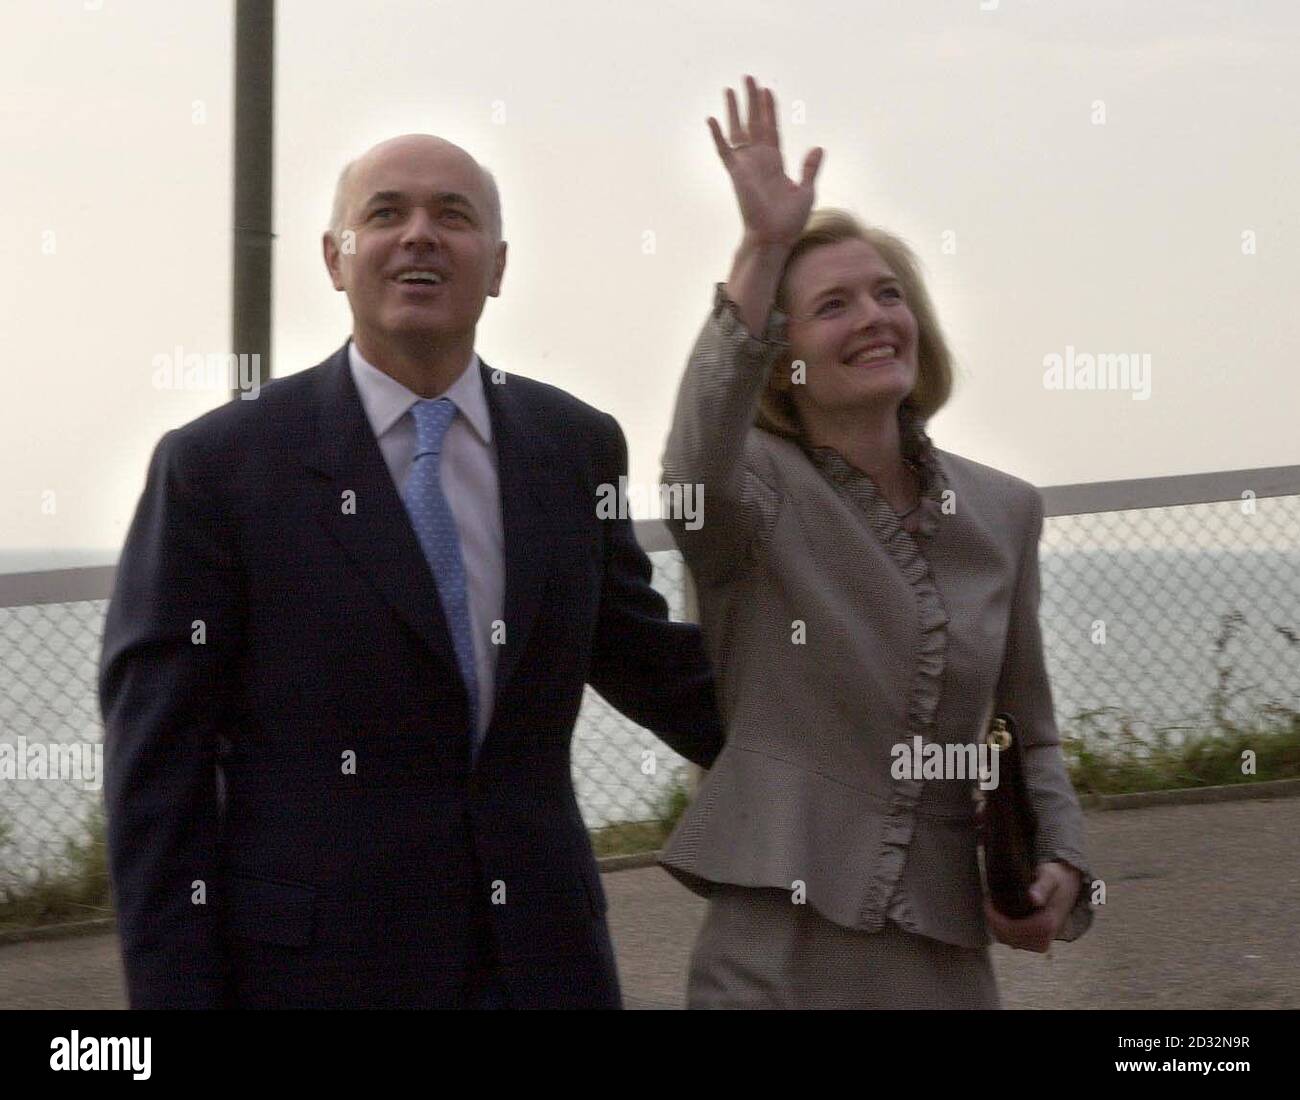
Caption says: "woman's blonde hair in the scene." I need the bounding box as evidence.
[756,209,954,440]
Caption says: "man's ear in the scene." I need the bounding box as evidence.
[323,231,346,291]
[487,240,507,298]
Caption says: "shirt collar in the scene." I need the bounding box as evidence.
[347,338,492,445]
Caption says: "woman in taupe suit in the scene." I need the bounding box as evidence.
[658,76,1094,1009]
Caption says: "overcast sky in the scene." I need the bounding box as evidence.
[3,0,1298,565]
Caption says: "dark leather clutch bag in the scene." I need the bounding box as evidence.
[979,712,1039,918]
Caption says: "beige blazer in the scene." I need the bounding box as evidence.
[658,285,1093,949]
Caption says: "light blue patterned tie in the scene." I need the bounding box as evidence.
[402,397,480,757]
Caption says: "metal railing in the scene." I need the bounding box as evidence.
[2,464,1298,886]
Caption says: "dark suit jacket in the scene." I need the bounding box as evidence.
[99,340,723,1008]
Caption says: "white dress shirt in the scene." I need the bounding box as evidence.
[348,339,504,738]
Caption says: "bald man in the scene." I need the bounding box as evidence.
[100,135,723,1009]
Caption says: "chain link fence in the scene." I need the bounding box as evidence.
[2,489,1298,891]
[0,599,107,889]
[0,550,695,886]
[1039,493,1300,760]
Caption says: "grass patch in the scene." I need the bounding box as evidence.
[1063,704,1300,800]
[589,771,693,858]
[0,805,112,933]
[1064,610,1300,798]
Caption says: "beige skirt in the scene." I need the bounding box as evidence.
[687,884,1000,1009]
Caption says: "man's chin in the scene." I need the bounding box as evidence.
[383,314,459,342]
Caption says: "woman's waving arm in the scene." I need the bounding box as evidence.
[661,76,823,582]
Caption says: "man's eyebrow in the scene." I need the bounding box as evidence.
[810,275,901,303]
[361,190,478,213]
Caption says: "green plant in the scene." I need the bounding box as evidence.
[1062,609,1300,798]
[0,805,111,931]
[588,769,694,858]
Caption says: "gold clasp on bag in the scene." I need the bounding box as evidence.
[986,716,1011,750]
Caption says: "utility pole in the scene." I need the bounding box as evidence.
[231,0,274,398]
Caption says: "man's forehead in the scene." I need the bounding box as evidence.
[350,141,485,202]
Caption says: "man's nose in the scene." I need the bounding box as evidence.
[399,207,442,250]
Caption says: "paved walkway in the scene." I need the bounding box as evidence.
[2,797,1297,1009]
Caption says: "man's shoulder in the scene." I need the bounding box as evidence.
[164,347,342,448]
[150,346,343,491]
[485,365,617,436]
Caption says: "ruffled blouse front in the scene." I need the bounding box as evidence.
[800,429,954,932]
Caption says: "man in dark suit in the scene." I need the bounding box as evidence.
[99,133,722,1009]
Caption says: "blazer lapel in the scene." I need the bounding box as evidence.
[480,360,560,713]
[303,344,463,682]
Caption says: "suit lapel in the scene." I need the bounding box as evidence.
[302,345,563,729]
[303,344,463,682]
[480,360,560,713]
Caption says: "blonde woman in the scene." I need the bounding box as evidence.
[659,76,1094,1009]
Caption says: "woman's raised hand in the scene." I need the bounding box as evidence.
[709,75,824,249]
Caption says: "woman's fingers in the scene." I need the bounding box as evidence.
[745,75,763,142]
[707,116,732,166]
[987,866,1080,952]
[720,77,798,156]
[1028,865,1059,909]
[763,87,781,155]
[984,898,1054,952]
[800,146,824,190]
[747,77,779,149]
[725,86,745,146]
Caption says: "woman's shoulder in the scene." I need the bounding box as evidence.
[931,446,1042,513]
[743,424,811,484]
